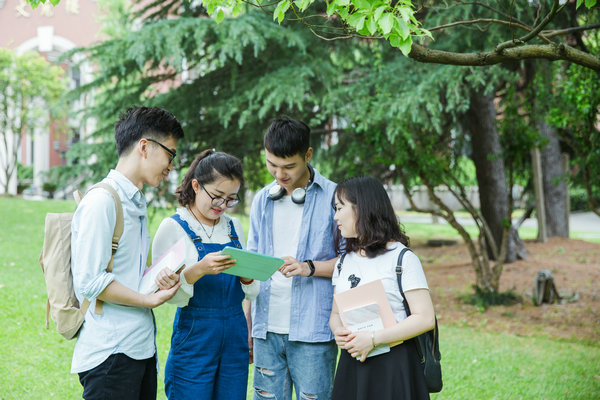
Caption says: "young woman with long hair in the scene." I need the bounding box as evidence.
[329,176,435,400]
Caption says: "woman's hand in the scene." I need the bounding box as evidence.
[345,331,375,362]
[333,326,352,349]
[194,252,237,275]
[155,267,181,290]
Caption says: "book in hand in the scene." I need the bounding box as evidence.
[334,279,403,349]
[219,246,284,281]
[139,237,186,295]
[340,302,391,358]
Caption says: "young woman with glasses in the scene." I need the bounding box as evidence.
[152,149,258,400]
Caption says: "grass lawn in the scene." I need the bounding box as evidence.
[0,196,598,399]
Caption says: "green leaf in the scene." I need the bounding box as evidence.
[398,37,412,56]
[378,13,394,35]
[353,0,371,11]
[367,16,378,35]
[395,18,410,40]
[356,15,366,31]
[326,1,337,16]
[294,0,311,11]
[273,0,291,23]
[584,0,596,7]
[232,2,243,17]
[49,0,60,6]
[373,5,386,22]
[336,0,350,6]
[398,6,411,22]
[215,8,225,23]
[576,0,584,8]
[207,1,215,15]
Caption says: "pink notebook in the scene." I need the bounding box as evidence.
[334,279,402,347]
[139,237,186,294]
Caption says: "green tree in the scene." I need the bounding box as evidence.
[30,1,600,69]
[0,49,67,194]
[59,3,341,202]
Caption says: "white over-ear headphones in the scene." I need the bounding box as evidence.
[268,165,314,204]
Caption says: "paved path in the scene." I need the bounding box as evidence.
[398,211,600,237]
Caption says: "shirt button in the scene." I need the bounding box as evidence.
[263,308,267,312]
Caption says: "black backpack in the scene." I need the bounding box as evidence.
[396,247,443,393]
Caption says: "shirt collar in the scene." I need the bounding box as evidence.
[107,169,145,205]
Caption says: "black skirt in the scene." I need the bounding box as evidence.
[332,339,430,400]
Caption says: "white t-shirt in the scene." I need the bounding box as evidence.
[268,195,304,333]
[332,242,429,322]
[152,207,259,307]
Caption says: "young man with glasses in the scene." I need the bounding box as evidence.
[70,106,184,400]
[247,117,339,400]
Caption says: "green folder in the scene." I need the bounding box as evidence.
[220,247,284,281]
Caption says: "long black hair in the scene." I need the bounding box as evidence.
[333,176,409,258]
[176,149,244,207]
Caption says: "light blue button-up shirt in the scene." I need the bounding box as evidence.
[248,167,338,342]
[70,170,155,373]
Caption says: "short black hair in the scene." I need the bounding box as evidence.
[263,117,310,158]
[114,106,184,157]
[333,176,410,257]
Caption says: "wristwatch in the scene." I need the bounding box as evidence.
[304,259,315,277]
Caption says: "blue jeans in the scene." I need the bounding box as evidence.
[253,332,337,400]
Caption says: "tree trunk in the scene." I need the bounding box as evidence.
[537,120,569,237]
[464,89,517,263]
[532,60,569,237]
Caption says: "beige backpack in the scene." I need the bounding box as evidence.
[39,183,124,339]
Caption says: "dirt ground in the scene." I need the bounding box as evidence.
[415,237,600,344]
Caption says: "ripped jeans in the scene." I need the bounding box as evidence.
[253,332,337,400]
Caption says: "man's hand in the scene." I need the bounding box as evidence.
[279,256,310,278]
[145,281,182,308]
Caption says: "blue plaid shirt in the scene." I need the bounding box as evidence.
[248,168,337,342]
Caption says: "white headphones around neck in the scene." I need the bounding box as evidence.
[268,165,314,205]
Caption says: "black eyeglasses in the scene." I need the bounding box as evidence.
[200,183,240,208]
[146,138,176,164]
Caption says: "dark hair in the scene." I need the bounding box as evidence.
[176,149,244,207]
[114,106,184,157]
[263,117,310,158]
[333,176,410,258]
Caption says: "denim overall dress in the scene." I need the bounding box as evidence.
[164,214,249,400]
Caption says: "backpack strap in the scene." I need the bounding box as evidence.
[336,253,347,274]
[225,217,243,249]
[395,247,413,315]
[83,182,124,315]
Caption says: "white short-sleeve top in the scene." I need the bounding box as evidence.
[332,242,429,322]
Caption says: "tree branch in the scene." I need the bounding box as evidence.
[496,0,565,52]
[542,23,600,38]
[426,18,551,44]
[409,42,600,71]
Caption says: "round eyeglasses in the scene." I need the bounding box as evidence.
[200,183,240,208]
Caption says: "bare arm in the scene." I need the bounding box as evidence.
[345,289,435,362]
[329,299,351,349]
